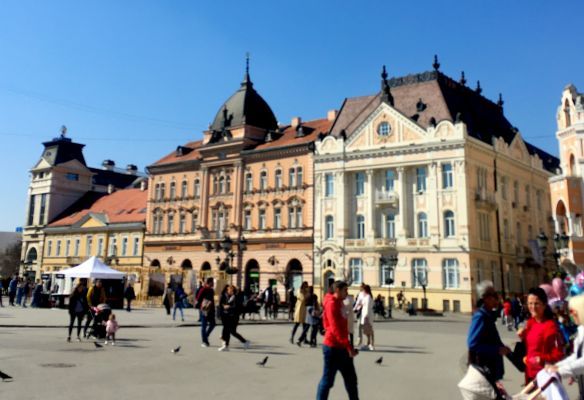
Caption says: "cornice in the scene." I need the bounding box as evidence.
[44,223,145,235]
[147,159,201,175]
[242,142,312,161]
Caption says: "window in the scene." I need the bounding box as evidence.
[181,181,188,199]
[513,181,519,203]
[39,194,47,225]
[155,184,161,201]
[325,173,334,197]
[289,168,296,188]
[109,238,117,256]
[219,176,225,194]
[516,222,522,246]
[385,214,395,239]
[478,213,490,241]
[245,173,253,192]
[442,163,453,189]
[194,179,201,198]
[274,208,281,229]
[153,212,163,234]
[213,176,219,194]
[74,239,80,256]
[47,240,52,256]
[297,167,303,187]
[132,237,140,256]
[444,211,455,238]
[503,219,509,239]
[349,258,363,285]
[167,212,174,234]
[355,172,365,196]
[86,236,92,256]
[385,170,395,191]
[160,183,166,200]
[65,173,79,181]
[356,215,365,239]
[477,167,487,190]
[412,259,428,288]
[325,216,334,240]
[416,167,427,192]
[121,237,128,256]
[288,205,302,229]
[226,176,231,193]
[56,240,61,256]
[191,210,199,232]
[260,171,267,191]
[443,259,459,289]
[259,209,266,230]
[476,260,483,282]
[179,213,186,234]
[381,258,396,286]
[525,185,531,207]
[536,190,542,210]
[97,238,104,256]
[169,182,176,200]
[377,121,391,136]
[501,177,508,200]
[418,212,428,238]
[275,170,282,189]
[65,240,70,256]
[28,195,36,226]
[244,210,252,230]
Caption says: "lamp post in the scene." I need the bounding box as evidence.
[536,231,548,280]
[552,232,570,274]
[381,255,396,319]
[205,235,247,285]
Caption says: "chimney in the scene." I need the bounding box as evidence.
[140,180,147,191]
[126,164,138,175]
[327,110,338,121]
[107,184,114,194]
[102,159,115,171]
[291,117,302,128]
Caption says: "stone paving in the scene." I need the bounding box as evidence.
[0,304,579,399]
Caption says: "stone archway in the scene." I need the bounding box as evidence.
[556,200,568,233]
[150,259,161,268]
[285,259,303,294]
[245,259,260,294]
[200,261,212,280]
[26,247,38,263]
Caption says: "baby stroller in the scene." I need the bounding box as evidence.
[87,303,111,339]
[459,364,569,400]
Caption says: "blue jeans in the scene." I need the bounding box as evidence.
[200,313,216,345]
[173,302,184,320]
[317,345,359,400]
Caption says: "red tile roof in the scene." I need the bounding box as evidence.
[152,140,203,166]
[48,188,148,227]
[253,118,332,151]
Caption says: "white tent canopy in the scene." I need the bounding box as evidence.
[59,256,125,279]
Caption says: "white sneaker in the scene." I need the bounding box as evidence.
[218,344,228,352]
[201,343,209,348]
[111,341,115,346]
[368,345,375,351]
[243,341,251,350]
[104,340,108,345]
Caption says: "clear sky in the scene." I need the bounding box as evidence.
[0,1,582,231]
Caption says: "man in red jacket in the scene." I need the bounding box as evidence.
[317,280,359,400]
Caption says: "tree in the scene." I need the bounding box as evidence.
[0,241,22,278]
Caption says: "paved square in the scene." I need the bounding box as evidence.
[0,308,578,399]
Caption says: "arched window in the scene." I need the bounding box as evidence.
[260,171,267,191]
[444,211,455,238]
[412,259,428,288]
[181,180,188,199]
[191,209,199,233]
[213,176,219,194]
[194,179,201,198]
[160,183,166,200]
[442,259,459,289]
[245,173,253,192]
[169,181,176,200]
[565,99,572,127]
[179,212,186,234]
[167,211,174,234]
[155,183,161,201]
[275,169,282,189]
[349,258,363,285]
[297,167,303,187]
[356,215,365,239]
[226,175,231,193]
[385,214,395,239]
[219,176,225,194]
[570,154,576,176]
[418,212,428,238]
[325,215,334,240]
[289,168,296,188]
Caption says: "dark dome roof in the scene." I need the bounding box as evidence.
[210,73,278,132]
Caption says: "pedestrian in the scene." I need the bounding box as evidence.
[8,275,17,306]
[518,287,565,383]
[397,290,405,310]
[316,280,359,400]
[124,284,136,312]
[511,294,522,330]
[297,286,319,347]
[272,288,280,319]
[16,278,25,307]
[84,279,106,338]
[31,280,43,308]
[195,277,216,347]
[262,285,274,320]
[67,283,88,342]
[105,313,119,345]
[290,281,309,344]
[502,297,512,331]
[467,280,511,385]
[162,283,173,316]
[359,285,375,351]
[173,284,186,322]
[353,283,366,347]
[218,284,250,351]
[547,294,584,399]
[343,294,355,348]
[288,286,296,321]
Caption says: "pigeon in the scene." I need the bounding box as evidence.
[172,346,181,354]
[375,356,383,365]
[0,371,12,381]
[94,342,103,348]
[256,356,269,367]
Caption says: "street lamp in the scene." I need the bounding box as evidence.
[381,255,397,319]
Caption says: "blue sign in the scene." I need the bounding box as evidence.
[15,227,23,233]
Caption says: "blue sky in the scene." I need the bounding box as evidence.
[0,1,582,231]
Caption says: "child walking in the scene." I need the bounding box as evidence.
[105,313,119,345]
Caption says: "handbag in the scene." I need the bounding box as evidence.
[201,299,212,316]
[506,341,526,372]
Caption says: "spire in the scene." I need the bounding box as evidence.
[380,65,394,106]
[497,93,504,109]
[459,71,467,86]
[433,54,440,71]
[475,80,482,95]
[242,52,252,87]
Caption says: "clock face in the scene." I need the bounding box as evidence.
[377,121,391,137]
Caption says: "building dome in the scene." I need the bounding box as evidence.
[209,69,278,132]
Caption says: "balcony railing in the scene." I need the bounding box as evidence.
[345,238,397,249]
[375,190,399,206]
[475,189,497,209]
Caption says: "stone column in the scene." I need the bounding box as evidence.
[428,162,439,245]
[397,167,409,240]
[232,162,243,229]
[366,169,375,242]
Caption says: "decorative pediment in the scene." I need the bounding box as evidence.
[509,133,530,163]
[77,213,108,228]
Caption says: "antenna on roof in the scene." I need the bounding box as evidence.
[60,125,67,138]
[242,52,251,86]
[497,93,504,110]
[475,80,482,95]
[459,71,467,86]
[432,54,440,71]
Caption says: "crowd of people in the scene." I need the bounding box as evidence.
[465,278,584,399]
[0,276,44,308]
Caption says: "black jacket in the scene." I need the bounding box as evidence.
[69,289,89,315]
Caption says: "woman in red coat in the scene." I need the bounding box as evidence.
[518,287,565,383]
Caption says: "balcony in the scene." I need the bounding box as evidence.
[345,238,397,250]
[474,189,497,210]
[375,190,399,207]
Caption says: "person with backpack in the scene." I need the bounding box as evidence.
[195,277,216,347]
[173,284,186,322]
